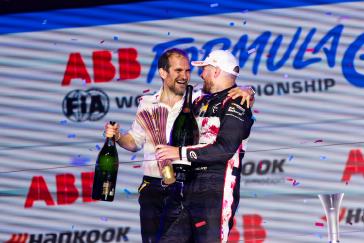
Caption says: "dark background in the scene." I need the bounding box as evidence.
[0,0,152,15]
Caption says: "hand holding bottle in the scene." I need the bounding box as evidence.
[105,122,120,140]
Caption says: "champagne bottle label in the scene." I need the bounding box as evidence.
[102,181,110,195]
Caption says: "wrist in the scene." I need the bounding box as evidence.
[115,132,121,142]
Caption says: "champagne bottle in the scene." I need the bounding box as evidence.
[92,121,119,201]
[169,85,199,181]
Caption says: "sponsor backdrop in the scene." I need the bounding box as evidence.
[1,0,364,242]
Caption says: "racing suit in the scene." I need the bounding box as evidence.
[160,85,254,243]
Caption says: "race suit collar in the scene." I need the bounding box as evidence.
[210,84,237,99]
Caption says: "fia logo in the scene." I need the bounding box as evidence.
[62,88,109,122]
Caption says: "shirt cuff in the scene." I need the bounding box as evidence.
[181,147,188,160]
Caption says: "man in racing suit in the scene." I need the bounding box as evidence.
[105,48,254,243]
[156,50,254,242]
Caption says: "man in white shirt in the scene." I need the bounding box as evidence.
[105,48,254,243]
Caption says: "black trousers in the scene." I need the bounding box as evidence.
[138,176,184,243]
[159,169,241,243]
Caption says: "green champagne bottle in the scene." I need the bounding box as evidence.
[170,85,199,181]
[92,121,119,201]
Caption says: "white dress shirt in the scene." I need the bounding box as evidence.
[128,87,201,178]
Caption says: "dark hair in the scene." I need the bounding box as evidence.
[158,48,189,72]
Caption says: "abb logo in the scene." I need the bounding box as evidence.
[24,172,94,208]
[61,48,141,86]
[5,234,28,243]
[341,149,364,182]
[228,214,267,243]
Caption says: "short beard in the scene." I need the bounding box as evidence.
[202,83,211,94]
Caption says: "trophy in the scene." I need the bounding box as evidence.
[136,106,176,184]
[318,193,344,243]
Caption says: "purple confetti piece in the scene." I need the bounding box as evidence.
[100,216,108,222]
[288,155,294,161]
[130,154,137,161]
[320,156,327,160]
[243,19,247,25]
[70,156,91,166]
[314,139,323,143]
[67,133,76,138]
[229,22,235,26]
[167,32,170,36]
[293,181,300,187]
[95,145,101,151]
[59,120,67,125]
[113,36,118,41]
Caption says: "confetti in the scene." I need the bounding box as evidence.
[133,165,141,168]
[258,161,263,169]
[100,40,105,44]
[59,120,67,125]
[130,154,137,161]
[70,156,91,166]
[306,48,314,52]
[320,156,327,160]
[292,181,300,187]
[195,221,206,228]
[95,145,101,151]
[243,19,247,25]
[42,19,47,25]
[210,3,219,8]
[229,22,235,26]
[253,109,259,113]
[67,133,76,138]
[315,222,324,227]
[248,48,256,54]
[124,188,132,195]
[100,216,108,222]
[143,89,150,94]
[325,12,333,15]
[113,36,119,41]
[314,139,323,143]
[167,32,170,36]
[288,155,294,161]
